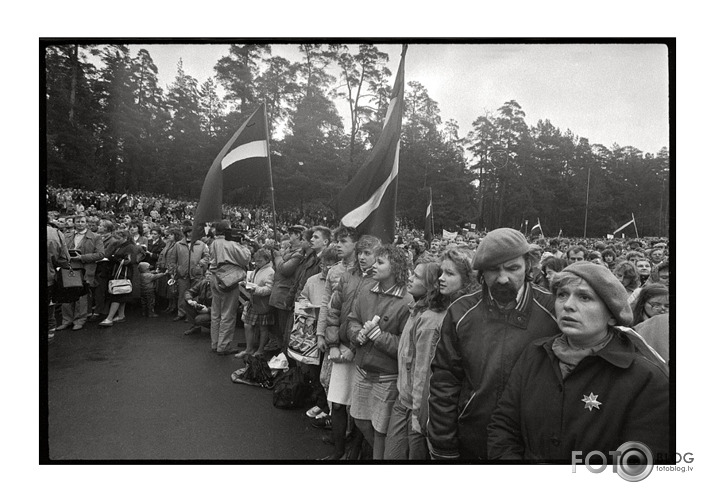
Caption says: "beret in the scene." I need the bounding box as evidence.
[559,262,633,326]
[472,228,531,270]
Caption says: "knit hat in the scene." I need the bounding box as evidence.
[138,262,151,273]
[558,262,633,326]
[472,228,531,270]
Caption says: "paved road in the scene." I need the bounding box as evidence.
[46,307,331,461]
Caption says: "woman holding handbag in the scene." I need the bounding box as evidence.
[99,229,143,327]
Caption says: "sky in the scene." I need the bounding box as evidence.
[118,42,670,155]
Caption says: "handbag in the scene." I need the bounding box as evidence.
[214,263,246,292]
[286,308,320,366]
[60,265,84,289]
[108,260,133,295]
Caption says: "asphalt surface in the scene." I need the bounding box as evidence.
[46,305,332,461]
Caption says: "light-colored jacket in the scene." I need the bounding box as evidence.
[167,239,210,280]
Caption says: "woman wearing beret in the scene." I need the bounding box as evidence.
[487,262,669,461]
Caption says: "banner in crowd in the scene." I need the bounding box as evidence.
[442,229,458,240]
[192,104,271,241]
[334,46,407,244]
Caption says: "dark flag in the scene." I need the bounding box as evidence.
[192,104,270,241]
[425,188,434,242]
[334,46,406,244]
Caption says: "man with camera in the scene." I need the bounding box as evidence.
[208,220,251,355]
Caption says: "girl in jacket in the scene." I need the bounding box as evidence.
[385,257,449,460]
[320,235,380,460]
[99,229,143,327]
[488,262,669,462]
[348,244,414,460]
[236,248,275,358]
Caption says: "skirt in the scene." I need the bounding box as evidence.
[350,368,399,434]
[241,302,274,326]
[327,350,355,406]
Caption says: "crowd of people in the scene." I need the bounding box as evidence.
[45,186,671,462]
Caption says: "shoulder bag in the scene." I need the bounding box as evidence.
[109,259,133,295]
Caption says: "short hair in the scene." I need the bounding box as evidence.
[601,248,617,260]
[541,256,568,275]
[99,219,114,233]
[632,283,669,325]
[214,220,231,235]
[374,244,410,287]
[321,245,340,266]
[312,225,332,242]
[625,250,645,262]
[566,245,587,258]
[253,248,271,263]
[356,235,381,254]
[334,226,359,243]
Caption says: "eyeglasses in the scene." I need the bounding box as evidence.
[647,301,669,312]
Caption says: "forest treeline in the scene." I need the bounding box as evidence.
[44,43,670,237]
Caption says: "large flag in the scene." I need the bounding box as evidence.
[334,46,406,244]
[612,216,636,235]
[531,218,544,237]
[192,104,271,241]
[424,189,434,242]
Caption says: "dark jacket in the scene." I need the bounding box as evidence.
[185,278,213,306]
[109,240,143,302]
[288,248,321,305]
[268,245,304,311]
[347,283,413,376]
[487,329,670,461]
[427,282,559,460]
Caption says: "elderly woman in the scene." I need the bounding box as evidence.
[487,262,669,461]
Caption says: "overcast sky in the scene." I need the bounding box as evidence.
[123,42,669,155]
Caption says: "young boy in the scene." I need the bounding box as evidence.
[138,262,167,317]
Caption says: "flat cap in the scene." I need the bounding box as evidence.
[472,228,531,270]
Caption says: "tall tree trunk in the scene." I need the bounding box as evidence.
[68,44,78,124]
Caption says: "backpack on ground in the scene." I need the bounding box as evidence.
[272,366,312,409]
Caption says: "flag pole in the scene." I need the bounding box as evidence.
[583,166,591,238]
[632,213,639,239]
[429,186,434,238]
[263,103,278,244]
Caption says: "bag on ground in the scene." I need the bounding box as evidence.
[272,367,312,409]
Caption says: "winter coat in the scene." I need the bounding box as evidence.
[316,257,356,337]
[487,328,670,461]
[288,248,322,305]
[427,282,559,460]
[109,240,143,302]
[347,283,414,376]
[47,226,70,286]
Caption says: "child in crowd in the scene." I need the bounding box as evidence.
[138,262,167,317]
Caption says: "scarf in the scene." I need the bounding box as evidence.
[552,330,613,379]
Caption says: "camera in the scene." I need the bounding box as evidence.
[224,228,246,242]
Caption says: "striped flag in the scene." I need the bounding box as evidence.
[612,216,635,235]
[335,46,406,244]
[425,188,434,242]
[192,104,271,241]
[531,218,543,236]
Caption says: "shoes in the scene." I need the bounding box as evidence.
[305,406,324,418]
[48,330,56,343]
[112,317,126,323]
[99,319,114,327]
[72,324,84,331]
[183,326,201,336]
[88,314,101,321]
[234,350,253,359]
[173,316,185,322]
[210,347,217,352]
[310,413,332,430]
[56,323,71,331]
[217,348,240,356]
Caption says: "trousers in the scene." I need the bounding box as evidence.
[209,276,240,352]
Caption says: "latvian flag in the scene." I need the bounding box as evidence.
[335,46,406,244]
[192,104,271,241]
[531,220,542,234]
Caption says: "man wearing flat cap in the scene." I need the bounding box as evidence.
[427,228,560,460]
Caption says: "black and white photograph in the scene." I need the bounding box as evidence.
[18,3,707,501]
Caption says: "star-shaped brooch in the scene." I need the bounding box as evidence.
[582,392,602,411]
